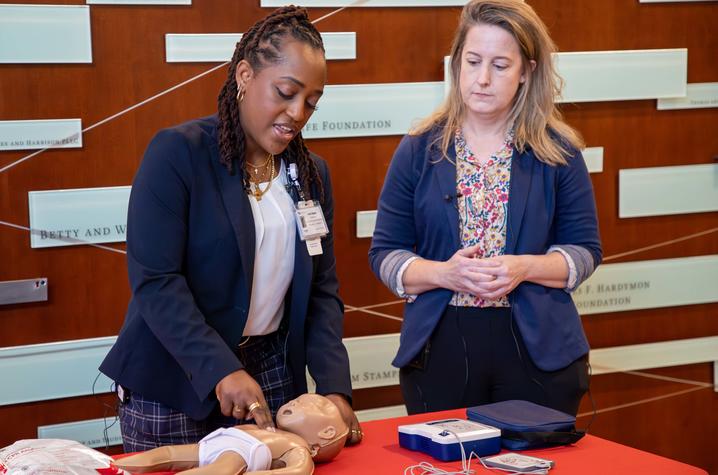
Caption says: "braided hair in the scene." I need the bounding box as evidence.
[217,6,325,202]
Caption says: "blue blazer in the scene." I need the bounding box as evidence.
[100,116,351,420]
[369,127,601,372]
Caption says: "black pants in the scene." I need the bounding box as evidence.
[400,306,589,416]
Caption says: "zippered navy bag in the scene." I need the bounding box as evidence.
[466,400,585,450]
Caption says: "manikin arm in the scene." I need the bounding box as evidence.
[114,444,202,473]
[116,446,252,475]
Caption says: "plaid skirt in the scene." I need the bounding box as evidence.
[118,329,293,452]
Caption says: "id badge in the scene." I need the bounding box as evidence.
[294,200,329,242]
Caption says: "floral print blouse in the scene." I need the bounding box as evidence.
[450,128,513,308]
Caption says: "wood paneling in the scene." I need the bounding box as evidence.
[576,364,718,475]
[0,393,118,448]
[1,0,716,471]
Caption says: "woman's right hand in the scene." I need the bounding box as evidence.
[215,369,275,431]
[403,244,498,295]
[436,244,499,295]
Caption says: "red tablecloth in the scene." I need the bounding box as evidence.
[317,409,707,475]
[120,408,707,474]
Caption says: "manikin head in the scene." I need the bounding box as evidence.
[276,394,349,463]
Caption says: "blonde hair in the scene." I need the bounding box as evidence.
[413,0,583,165]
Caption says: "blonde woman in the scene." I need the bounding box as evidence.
[370,0,601,416]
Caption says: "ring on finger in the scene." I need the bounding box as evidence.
[247,401,263,414]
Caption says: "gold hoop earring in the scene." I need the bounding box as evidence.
[237,87,245,103]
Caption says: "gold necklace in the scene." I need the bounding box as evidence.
[249,155,275,201]
[246,153,273,176]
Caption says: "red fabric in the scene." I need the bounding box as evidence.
[119,409,707,474]
[98,467,127,474]
[317,409,707,475]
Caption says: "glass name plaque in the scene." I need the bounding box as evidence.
[166,32,356,62]
[0,119,82,152]
[0,337,116,406]
[619,163,718,218]
[0,5,92,64]
[573,255,718,315]
[556,49,687,103]
[302,82,444,139]
[657,82,718,110]
[356,210,378,238]
[38,418,122,449]
[444,49,686,103]
[583,147,603,173]
[343,334,400,390]
[28,186,131,249]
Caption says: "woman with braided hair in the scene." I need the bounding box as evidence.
[100,6,361,451]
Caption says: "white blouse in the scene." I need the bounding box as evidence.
[243,160,296,336]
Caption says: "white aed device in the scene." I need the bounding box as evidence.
[398,418,501,461]
[482,452,554,473]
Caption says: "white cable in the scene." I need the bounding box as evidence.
[403,431,552,475]
[311,0,371,23]
[621,370,713,388]
[577,385,709,418]
[345,299,404,312]
[602,227,718,262]
[345,305,404,322]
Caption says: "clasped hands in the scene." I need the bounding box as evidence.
[216,369,363,445]
[441,243,527,300]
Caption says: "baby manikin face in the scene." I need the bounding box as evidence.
[276,394,345,444]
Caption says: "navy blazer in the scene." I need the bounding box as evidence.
[100,116,351,420]
[369,127,601,372]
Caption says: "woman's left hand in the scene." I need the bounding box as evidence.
[473,255,528,300]
[325,393,363,446]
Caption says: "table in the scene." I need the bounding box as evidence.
[316,409,708,474]
[118,408,707,474]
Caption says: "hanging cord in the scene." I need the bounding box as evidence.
[403,430,479,475]
[91,372,121,449]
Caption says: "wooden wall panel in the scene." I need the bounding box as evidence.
[0,393,118,449]
[1,0,716,471]
[576,364,718,475]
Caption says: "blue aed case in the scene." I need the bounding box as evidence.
[398,419,501,461]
